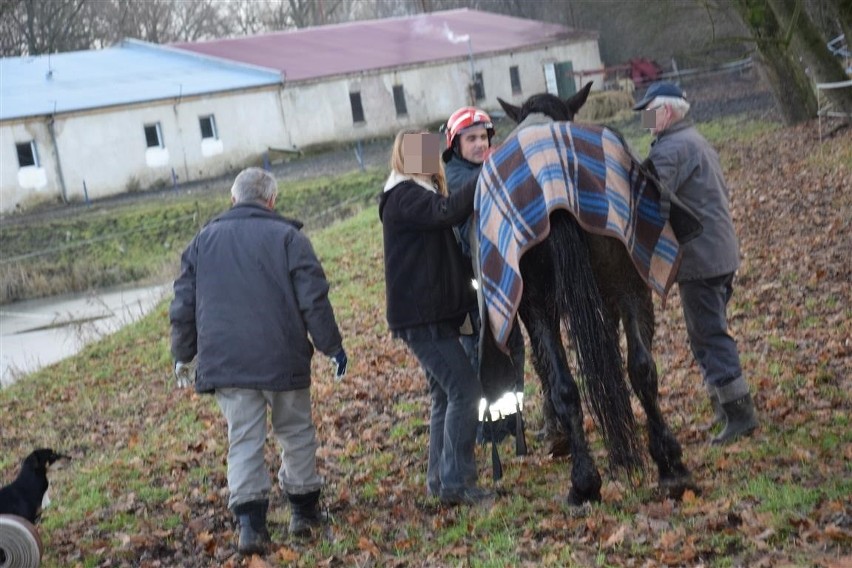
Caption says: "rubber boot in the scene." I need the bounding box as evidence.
[712,394,758,444]
[287,489,323,538]
[706,386,726,431]
[232,499,270,556]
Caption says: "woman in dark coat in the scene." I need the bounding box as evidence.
[378,129,491,506]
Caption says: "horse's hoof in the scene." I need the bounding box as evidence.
[658,474,700,500]
[566,487,602,507]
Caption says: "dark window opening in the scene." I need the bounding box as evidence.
[393,85,408,116]
[350,92,365,123]
[473,72,485,101]
[144,123,163,148]
[16,141,37,167]
[199,115,217,139]
[510,66,522,94]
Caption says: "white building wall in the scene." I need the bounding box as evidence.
[279,37,604,149]
[1,87,286,212]
[0,121,58,211]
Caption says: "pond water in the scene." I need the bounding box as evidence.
[0,283,169,387]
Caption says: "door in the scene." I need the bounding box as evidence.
[544,61,577,98]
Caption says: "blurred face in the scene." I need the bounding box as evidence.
[643,103,674,135]
[457,125,490,164]
[402,133,441,174]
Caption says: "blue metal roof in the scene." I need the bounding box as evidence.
[0,40,282,121]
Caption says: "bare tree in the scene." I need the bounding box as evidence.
[1,0,94,56]
[733,0,852,124]
[771,0,852,113]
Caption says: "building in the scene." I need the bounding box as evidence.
[1,9,603,213]
[0,40,284,213]
[175,8,604,149]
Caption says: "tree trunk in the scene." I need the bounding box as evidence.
[769,0,852,115]
[831,0,851,46]
[734,0,817,124]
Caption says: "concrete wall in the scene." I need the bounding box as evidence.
[281,37,605,148]
[1,86,286,212]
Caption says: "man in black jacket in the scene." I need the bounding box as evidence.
[441,107,567,456]
[170,167,347,553]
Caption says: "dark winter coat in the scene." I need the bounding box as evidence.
[648,119,740,281]
[169,203,342,393]
[443,152,481,257]
[378,173,478,332]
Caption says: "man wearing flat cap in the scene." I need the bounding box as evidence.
[634,81,759,445]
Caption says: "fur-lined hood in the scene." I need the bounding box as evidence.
[383,171,438,193]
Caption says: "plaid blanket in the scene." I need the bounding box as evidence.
[475,121,683,349]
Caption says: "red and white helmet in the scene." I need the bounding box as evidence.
[443,106,494,150]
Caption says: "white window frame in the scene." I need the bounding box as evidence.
[199,115,218,140]
[144,122,164,148]
[16,140,39,168]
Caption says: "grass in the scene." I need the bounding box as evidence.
[0,168,386,305]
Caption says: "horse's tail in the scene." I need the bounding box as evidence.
[549,211,644,475]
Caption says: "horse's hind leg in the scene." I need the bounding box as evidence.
[519,277,602,505]
[618,282,695,498]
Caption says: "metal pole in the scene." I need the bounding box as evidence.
[467,37,476,104]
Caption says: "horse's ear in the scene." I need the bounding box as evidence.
[498,97,522,123]
[565,81,593,117]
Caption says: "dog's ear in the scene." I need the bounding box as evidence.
[48,450,71,464]
[30,448,66,469]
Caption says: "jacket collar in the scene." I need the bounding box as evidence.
[652,117,694,145]
[215,202,303,230]
[383,170,437,193]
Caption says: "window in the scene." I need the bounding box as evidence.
[510,66,522,94]
[16,141,38,167]
[199,115,218,139]
[392,85,408,116]
[473,72,485,101]
[144,123,164,148]
[349,91,365,123]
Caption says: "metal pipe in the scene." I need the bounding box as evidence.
[46,114,69,204]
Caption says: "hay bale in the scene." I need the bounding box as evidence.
[576,90,635,122]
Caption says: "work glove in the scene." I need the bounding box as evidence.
[330,349,348,381]
[174,360,195,389]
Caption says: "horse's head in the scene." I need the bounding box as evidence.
[497,81,593,123]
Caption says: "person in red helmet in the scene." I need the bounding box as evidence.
[441,107,569,457]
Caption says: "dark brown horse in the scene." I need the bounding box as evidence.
[475,83,698,505]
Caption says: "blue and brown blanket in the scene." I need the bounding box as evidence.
[475,118,695,350]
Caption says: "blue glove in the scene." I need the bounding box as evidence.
[331,349,348,381]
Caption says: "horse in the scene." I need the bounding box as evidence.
[472,82,699,505]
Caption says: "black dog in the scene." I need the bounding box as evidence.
[0,448,71,523]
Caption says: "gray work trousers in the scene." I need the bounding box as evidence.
[679,272,744,392]
[215,387,323,509]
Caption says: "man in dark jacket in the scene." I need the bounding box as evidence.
[442,107,566,456]
[634,82,758,445]
[170,167,347,553]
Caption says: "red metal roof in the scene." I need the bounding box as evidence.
[173,9,594,83]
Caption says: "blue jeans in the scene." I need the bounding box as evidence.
[679,273,743,389]
[403,333,482,497]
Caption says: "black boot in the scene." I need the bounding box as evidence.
[712,394,758,445]
[287,490,323,538]
[706,388,726,431]
[231,499,270,556]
